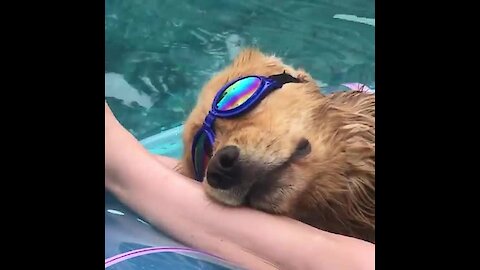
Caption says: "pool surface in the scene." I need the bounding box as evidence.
[105,0,375,140]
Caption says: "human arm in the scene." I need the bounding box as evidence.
[105,102,375,270]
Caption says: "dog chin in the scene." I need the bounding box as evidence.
[203,183,248,207]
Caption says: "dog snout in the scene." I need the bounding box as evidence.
[206,145,242,190]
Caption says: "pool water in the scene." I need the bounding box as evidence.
[105,0,375,140]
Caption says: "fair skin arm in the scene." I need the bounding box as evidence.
[105,102,375,270]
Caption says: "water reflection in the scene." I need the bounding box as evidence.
[105,0,374,139]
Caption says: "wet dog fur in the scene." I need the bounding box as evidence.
[177,48,375,243]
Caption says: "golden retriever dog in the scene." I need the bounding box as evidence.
[177,48,375,243]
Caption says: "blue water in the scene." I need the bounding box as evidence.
[105,0,375,140]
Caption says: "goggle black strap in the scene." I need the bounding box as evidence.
[267,71,301,85]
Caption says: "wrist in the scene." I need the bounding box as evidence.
[312,233,375,270]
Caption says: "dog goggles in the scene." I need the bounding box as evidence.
[191,72,301,181]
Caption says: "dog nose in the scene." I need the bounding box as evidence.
[218,145,240,169]
[206,145,241,189]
